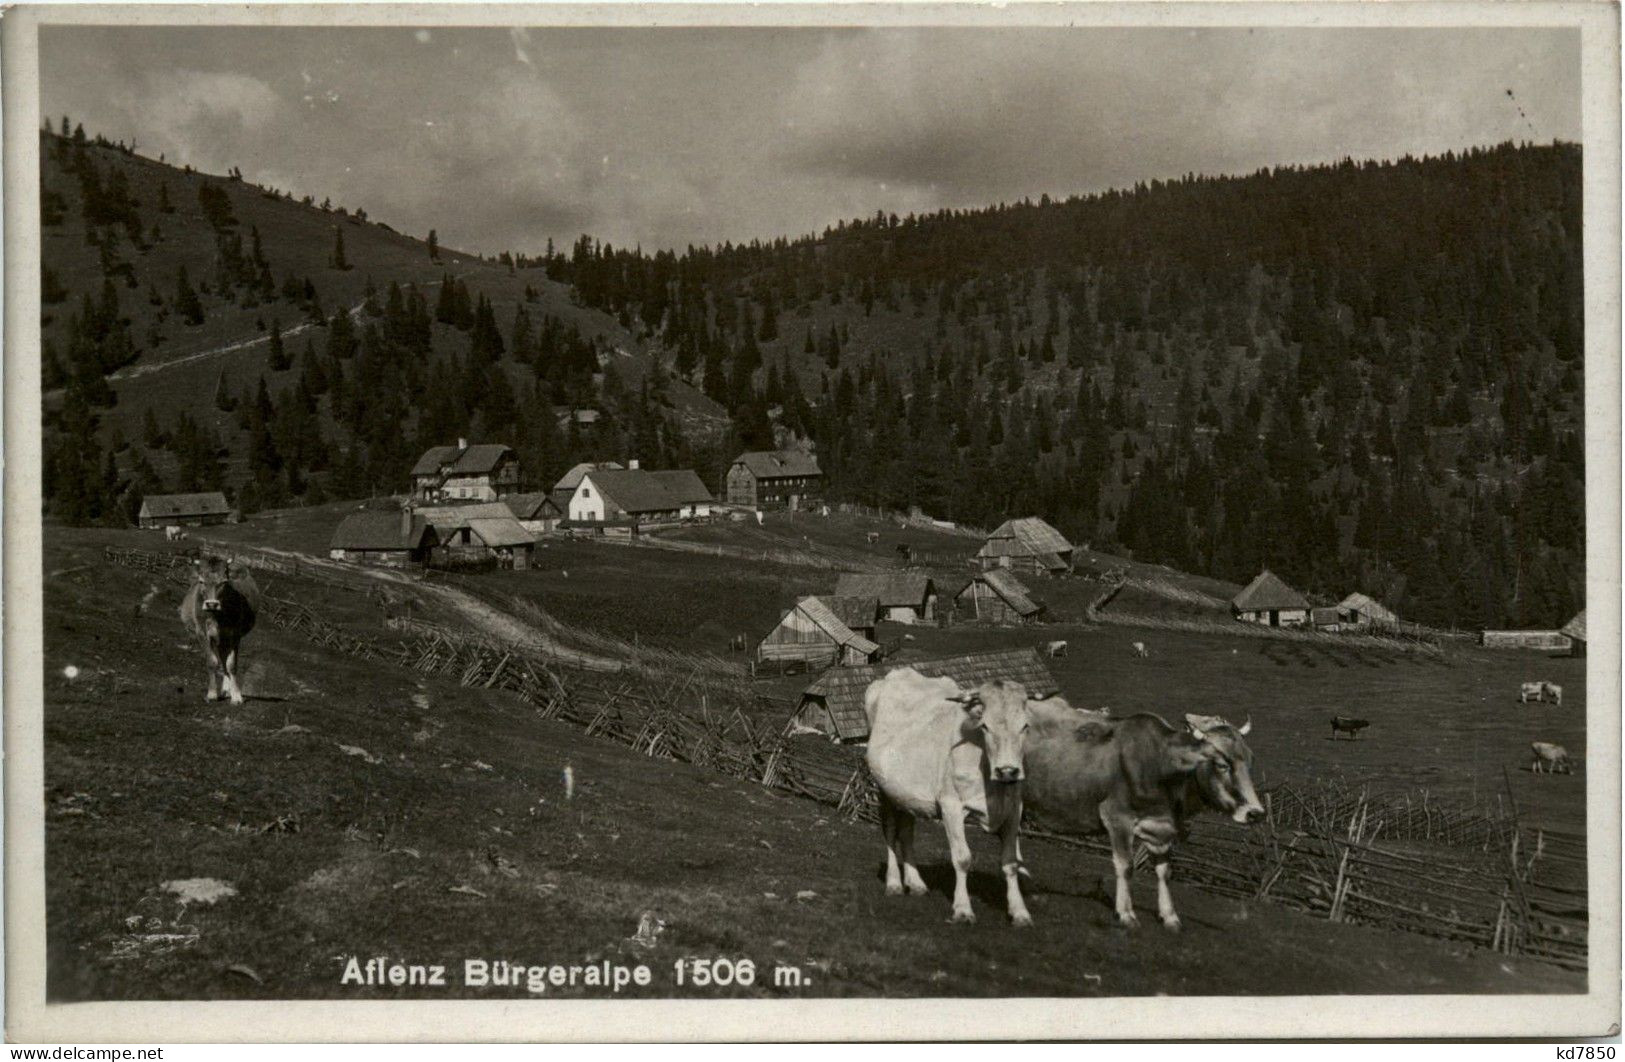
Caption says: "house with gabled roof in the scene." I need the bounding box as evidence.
[725,450,823,510]
[954,569,1044,625]
[1336,592,1399,630]
[977,517,1074,574]
[1231,570,1311,627]
[1561,609,1587,657]
[835,572,937,625]
[791,648,1059,743]
[329,511,439,567]
[137,491,234,528]
[646,469,715,518]
[757,595,882,669]
[410,438,519,502]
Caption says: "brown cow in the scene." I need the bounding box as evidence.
[1022,705,1264,930]
[180,556,261,705]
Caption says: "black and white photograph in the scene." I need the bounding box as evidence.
[3,2,1619,1043]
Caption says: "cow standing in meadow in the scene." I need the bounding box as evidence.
[1022,706,1265,930]
[1530,742,1573,774]
[1542,682,1564,707]
[1519,681,1547,704]
[864,669,1036,926]
[1131,641,1150,659]
[180,556,261,706]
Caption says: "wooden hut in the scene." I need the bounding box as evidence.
[1561,609,1587,657]
[791,648,1060,743]
[504,492,563,534]
[329,511,439,567]
[421,503,536,569]
[820,595,879,641]
[1336,592,1399,629]
[977,517,1073,574]
[1231,570,1311,627]
[757,596,882,669]
[954,569,1044,625]
[834,572,936,624]
[137,491,233,528]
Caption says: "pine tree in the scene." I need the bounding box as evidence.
[330,226,350,270]
[174,264,204,325]
[266,319,290,371]
[427,229,439,262]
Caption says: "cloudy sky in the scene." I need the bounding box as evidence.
[41,24,1580,256]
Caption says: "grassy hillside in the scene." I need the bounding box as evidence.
[45,524,1583,1000]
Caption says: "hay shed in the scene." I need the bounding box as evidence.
[757,596,882,668]
[833,572,936,624]
[954,569,1044,625]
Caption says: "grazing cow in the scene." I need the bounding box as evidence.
[895,543,913,564]
[1331,716,1370,740]
[1022,706,1264,930]
[1543,682,1564,707]
[864,669,1036,926]
[1044,640,1068,659]
[1531,742,1573,774]
[755,511,764,527]
[164,526,187,542]
[866,531,880,545]
[1131,641,1149,659]
[179,556,261,706]
[1519,681,1546,704]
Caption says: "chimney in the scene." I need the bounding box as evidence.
[628,458,640,470]
[457,437,469,451]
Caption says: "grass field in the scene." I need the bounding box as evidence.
[42,526,1586,1000]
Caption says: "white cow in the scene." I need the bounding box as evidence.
[1132,641,1149,659]
[1531,742,1572,774]
[864,669,1035,926]
[1519,681,1546,704]
[755,511,764,527]
[1044,640,1068,659]
[1543,682,1564,707]
[165,526,187,542]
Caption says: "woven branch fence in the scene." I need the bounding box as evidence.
[104,544,1585,971]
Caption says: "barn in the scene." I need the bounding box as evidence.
[954,569,1044,625]
[834,572,936,624]
[1561,610,1587,657]
[137,492,233,528]
[1337,592,1400,629]
[420,503,536,569]
[328,511,439,567]
[503,492,563,535]
[977,517,1073,574]
[1231,570,1311,627]
[757,596,882,668]
[790,648,1060,743]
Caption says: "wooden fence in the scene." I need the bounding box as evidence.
[103,543,1585,972]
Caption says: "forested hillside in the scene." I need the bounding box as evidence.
[41,122,1584,629]
[38,125,730,524]
[537,143,1585,629]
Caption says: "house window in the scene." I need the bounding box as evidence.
[583,487,592,498]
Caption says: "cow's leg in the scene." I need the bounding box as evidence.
[1103,812,1139,928]
[878,793,906,896]
[1151,851,1180,930]
[203,636,223,703]
[999,817,1032,927]
[940,797,975,923]
[897,811,928,895]
[223,641,244,705]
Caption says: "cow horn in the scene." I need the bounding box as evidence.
[1238,716,1253,736]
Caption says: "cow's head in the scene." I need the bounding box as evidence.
[951,679,1031,784]
[194,556,234,613]
[1184,713,1265,824]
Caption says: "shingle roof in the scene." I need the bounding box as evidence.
[735,450,822,479]
[980,517,1072,558]
[647,469,713,505]
[1338,592,1398,624]
[140,492,232,518]
[503,492,553,520]
[978,569,1043,616]
[553,461,623,493]
[411,443,514,478]
[1561,609,1587,641]
[585,469,684,515]
[1233,570,1311,612]
[467,516,535,549]
[330,512,436,551]
[792,597,881,657]
[417,502,514,532]
[819,595,880,631]
[835,572,935,608]
[800,648,1060,741]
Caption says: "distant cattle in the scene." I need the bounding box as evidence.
[866,531,880,545]
[1519,682,1545,704]
[729,633,747,652]
[1023,707,1264,930]
[1543,682,1564,707]
[755,511,764,527]
[1044,640,1068,659]
[895,544,913,564]
[864,669,1036,926]
[1131,641,1149,659]
[1530,742,1573,775]
[1330,716,1370,740]
[164,526,187,542]
[179,556,261,706]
